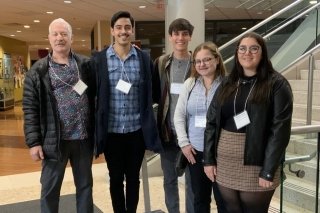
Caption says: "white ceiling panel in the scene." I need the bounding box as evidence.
[0,0,301,52]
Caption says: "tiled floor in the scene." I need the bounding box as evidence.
[0,105,288,213]
[0,106,187,212]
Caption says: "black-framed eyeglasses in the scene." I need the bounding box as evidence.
[237,45,260,54]
[194,57,214,66]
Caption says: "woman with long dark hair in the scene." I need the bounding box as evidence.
[203,32,293,213]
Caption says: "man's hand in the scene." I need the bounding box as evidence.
[29,145,44,161]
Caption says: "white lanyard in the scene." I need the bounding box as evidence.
[50,58,87,95]
[170,57,190,95]
[233,78,257,115]
[170,57,190,83]
[49,59,80,87]
[119,61,131,83]
[116,60,132,94]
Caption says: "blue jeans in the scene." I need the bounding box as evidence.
[160,143,194,213]
[40,139,93,213]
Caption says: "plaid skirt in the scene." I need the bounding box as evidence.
[216,129,280,192]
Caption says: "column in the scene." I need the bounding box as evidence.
[93,20,112,51]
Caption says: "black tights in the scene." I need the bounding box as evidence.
[218,184,275,213]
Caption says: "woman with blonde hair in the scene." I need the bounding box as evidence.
[174,41,226,212]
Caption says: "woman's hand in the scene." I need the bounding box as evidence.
[259,177,274,188]
[181,144,196,164]
[204,165,217,182]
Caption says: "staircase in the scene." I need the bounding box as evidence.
[275,58,320,212]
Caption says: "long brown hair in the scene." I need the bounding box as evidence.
[218,32,275,104]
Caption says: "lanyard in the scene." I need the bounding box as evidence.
[233,78,257,116]
[170,57,190,83]
[120,60,131,83]
[49,57,80,87]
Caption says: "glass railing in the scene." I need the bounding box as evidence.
[280,125,320,213]
[220,0,320,72]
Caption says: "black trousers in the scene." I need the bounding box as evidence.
[104,129,146,213]
[189,150,226,213]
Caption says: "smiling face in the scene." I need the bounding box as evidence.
[111,17,134,48]
[169,30,191,53]
[194,48,219,78]
[48,21,72,56]
[237,37,262,76]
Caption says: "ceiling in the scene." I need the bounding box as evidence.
[0,0,299,52]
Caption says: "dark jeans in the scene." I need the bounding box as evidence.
[40,139,93,213]
[104,129,146,213]
[189,150,226,213]
[160,143,194,213]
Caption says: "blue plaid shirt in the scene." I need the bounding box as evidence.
[106,46,141,133]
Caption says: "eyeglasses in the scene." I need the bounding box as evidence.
[237,45,260,54]
[194,57,214,66]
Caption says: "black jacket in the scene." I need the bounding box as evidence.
[23,53,96,160]
[203,72,293,181]
[91,46,163,156]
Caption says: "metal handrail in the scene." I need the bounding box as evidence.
[219,0,305,51]
[285,151,317,165]
[264,2,320,40]
[291,125,320,135]
[282,125,320,212]
[280,43,320,72]
[222,2,320,65]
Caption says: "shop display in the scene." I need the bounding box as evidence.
[0,53,15,110]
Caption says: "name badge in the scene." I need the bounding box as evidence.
[73,80,87,96]
[233,110,250,130]
[195,115,206,128]
[170,83,183,95]
[116,79,132,94]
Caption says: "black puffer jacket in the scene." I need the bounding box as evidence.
[204,72,293,181]
[22,53,96,160]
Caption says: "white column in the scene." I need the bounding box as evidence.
[165,0,205,54]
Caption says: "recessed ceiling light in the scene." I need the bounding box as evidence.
[205,9,209,12]
[242,27,247,30]
[24,25,30,28]
[45,47,50,50]
[46,11,54,14]
[81,39,86,42]
[34,20,40,23]
[139,5,146,9]
[64,0,72,3]
[257,11,263,15]
[310,1,317,4]
[16,30,22,33]
[10,34,15,37]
